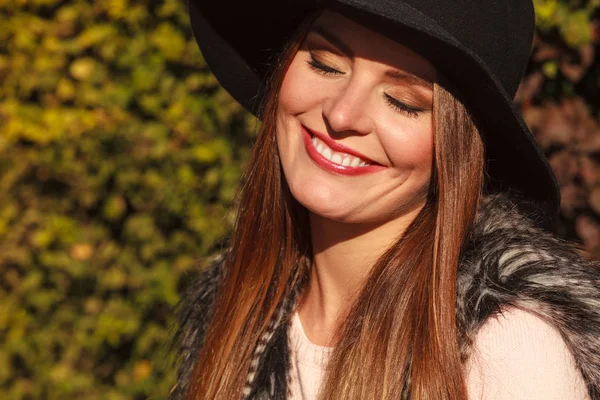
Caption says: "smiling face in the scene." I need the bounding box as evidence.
[276,11,437,226]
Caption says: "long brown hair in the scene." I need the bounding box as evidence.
[185,11,485,400]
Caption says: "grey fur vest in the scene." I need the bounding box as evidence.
[169,195,600,399]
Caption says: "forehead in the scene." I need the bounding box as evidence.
[310,11,437,83]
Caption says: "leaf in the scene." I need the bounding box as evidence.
[150,22,186,61]
[560,9,593,47]
[69,57,96,81]
[589,187,600,215]
[560,44,595,82]
[576,215,600,249]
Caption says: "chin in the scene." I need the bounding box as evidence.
[305,205,355,223]
[289,180,352,220]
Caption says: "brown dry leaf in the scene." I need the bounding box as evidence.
[560,183,588,218]
[580,155,600,187]
[560,97,592,142]
[533,103,572,147]
[530,97,599,150]
[532,37,561,62]
[560,44,595,83]
[575,215,600,250]
[515,71,545,106]
[523,106,545,132]
[589,187,600,215]
[549,150,579,185]
[577,130,600,153]
[560,97,586,120]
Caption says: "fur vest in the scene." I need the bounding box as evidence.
[169,195,600,399]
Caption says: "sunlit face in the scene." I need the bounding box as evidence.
[276,11,437,225]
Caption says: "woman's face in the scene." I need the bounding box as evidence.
[276,11,437,225]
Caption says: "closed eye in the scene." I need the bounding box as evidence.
[384,93,424,118]
[306,53,343,76]
[307,51,425,118]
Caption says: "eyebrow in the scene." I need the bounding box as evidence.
[386,69,434,90]
[308,25,434,90]
[309,25,355,57]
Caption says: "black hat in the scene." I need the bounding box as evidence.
[189,0,560,227]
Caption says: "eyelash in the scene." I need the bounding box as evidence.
[307,55,340,76]
[306,53,424,118]
[384,94,423,118]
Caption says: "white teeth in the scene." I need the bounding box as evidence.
[310,135,370,168]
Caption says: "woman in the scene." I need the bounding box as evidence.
[170,1,600,399]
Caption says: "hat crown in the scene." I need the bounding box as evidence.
[404,0,535,96]
[332,0,535,97]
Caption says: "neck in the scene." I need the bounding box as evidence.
[298,208,422,346]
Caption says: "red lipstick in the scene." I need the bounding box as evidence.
[301,125,385,176]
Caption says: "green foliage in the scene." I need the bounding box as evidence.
[0,0,254,398]
[534,0,597,46]
[0,0,598,399]
[529,0,599,106]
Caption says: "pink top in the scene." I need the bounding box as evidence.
[288,308,590,399]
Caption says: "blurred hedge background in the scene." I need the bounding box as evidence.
[0,0,598,399]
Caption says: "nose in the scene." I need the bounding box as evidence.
[322,79,375,136]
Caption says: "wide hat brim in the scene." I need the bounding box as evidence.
[189,0,560,228]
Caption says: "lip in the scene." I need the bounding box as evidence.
[307,127,377,164]
[302,125,386,176]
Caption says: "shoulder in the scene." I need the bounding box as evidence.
[465,308,590,399]
[168,254,224,399]
[457,194,600,397]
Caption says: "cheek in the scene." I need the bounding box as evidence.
[277,56,321,161]
[381,118,434,171]
[279,56,323,116]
